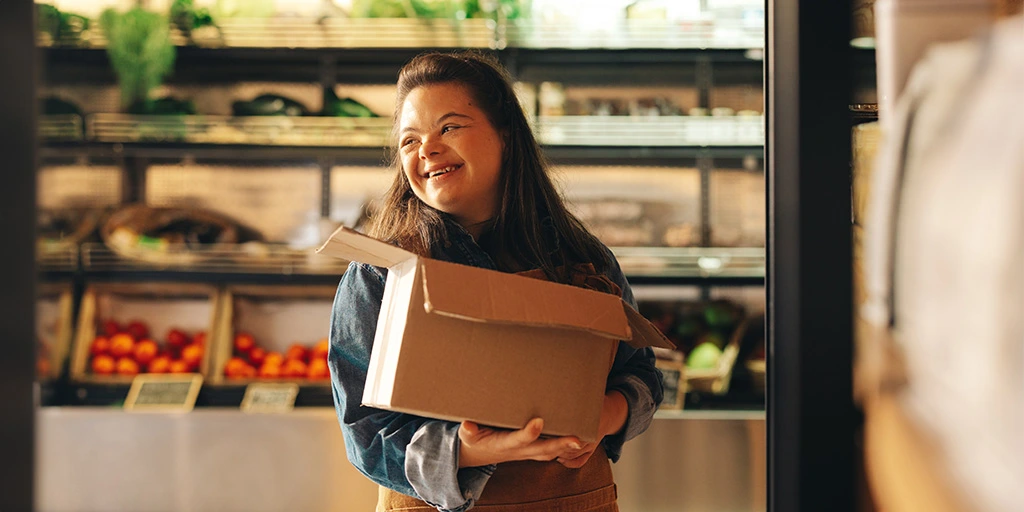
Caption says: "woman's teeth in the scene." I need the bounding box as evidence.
[429,165,458,178]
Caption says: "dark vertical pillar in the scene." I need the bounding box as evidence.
[0,0,38,510]
[766,0,855,510]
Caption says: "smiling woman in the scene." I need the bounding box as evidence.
[398,83,504,237]
[328,51,665,512]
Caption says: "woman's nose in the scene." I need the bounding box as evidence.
[419,137,444,159]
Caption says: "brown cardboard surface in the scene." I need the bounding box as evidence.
[420,258,630,340]
[622,305,676,350]
[315,226,414,268]
[318,225,669,441]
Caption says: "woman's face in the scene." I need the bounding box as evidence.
[399,82,504,231]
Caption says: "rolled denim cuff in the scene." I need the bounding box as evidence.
[603,373,657,461]
[406,421,495,512]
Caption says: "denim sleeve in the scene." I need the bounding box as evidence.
[328,261,491,512]
[600,248,665,462]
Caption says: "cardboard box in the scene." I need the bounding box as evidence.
[209,284,336,385]
[317,226,673,443]
[71,283,221,384]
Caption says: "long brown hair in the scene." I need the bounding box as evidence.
[368,51,610,281]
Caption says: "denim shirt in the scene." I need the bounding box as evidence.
[328,221,664,512]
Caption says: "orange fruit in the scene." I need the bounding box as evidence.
[248,347,266,366]
[282,359,308,379]
[285,343,308,363]
[224,357,248,378]
[109,333,135,358]
[148,356,171,374]
[115,357,140,377]
[240,364,257,379]
[91,354,116,375]
[133,339,159,366]
[263,352,284,367]
[311,338,329,362]
[233,332,255,355]
[168,360,190,374]
[258,362,282,379]
[89,336,111,356]
[181,343,204,370]
[306,359,329,380]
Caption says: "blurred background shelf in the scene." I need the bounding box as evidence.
[57,243,763,286]
[537,115,763,147]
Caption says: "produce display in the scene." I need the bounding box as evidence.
[36,4,91,46]
[101,204,260,264]
[351,0,524,19]
[87,320,206,377]
[642,299,745,370]
[99,7,176,113]
[223,333,330,381]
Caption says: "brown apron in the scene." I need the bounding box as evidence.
[377,264,621,511]
[377,445,617,512]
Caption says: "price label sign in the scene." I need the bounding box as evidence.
[241,383,300,413]
[655,360,686,411]
[124,374,203,412]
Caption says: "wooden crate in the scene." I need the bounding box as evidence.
[36,283,75,381]
[209,284,337,386]
[70,282,222,384]
[684,317,749,395]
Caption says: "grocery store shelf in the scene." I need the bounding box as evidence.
[37,245,78,282]
[39,115,84,141]
[43,47,763,86]
[88,113,391,147]
[613,246,764,285]
[80,243,346,285]
[41,17,763,52]
[655,409,764,421]
[39,139,761,167]
[537,115,764,147]
[62,243,765,286]
[507,19,763,50]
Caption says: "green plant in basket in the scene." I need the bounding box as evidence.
[100,7,176,113]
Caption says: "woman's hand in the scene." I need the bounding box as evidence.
[556,391,629,469]
[458,418,582,468]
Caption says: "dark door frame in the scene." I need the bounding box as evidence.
[766,0,856,510]
[0,0,38,510]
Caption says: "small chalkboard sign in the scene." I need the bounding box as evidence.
[656,360,686,411]
[124,374,203,412]
[241,383,300,413]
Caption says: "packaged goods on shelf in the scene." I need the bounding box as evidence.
[70,283,221,384]
[209,285,336,386]
[318,226,675,442]
[36,283,75,382]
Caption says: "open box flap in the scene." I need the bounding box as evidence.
[622,304,677,350]
[316,226,416,269]
[420,259,630,340]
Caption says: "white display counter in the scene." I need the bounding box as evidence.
[37,407,764,512]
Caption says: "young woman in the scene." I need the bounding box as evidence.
[329,51,663,512]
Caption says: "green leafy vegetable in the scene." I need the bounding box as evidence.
[100,8,177,111]
[170,0,217,40]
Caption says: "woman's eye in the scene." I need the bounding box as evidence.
[401,138,418,148]
[441,125,459,134]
